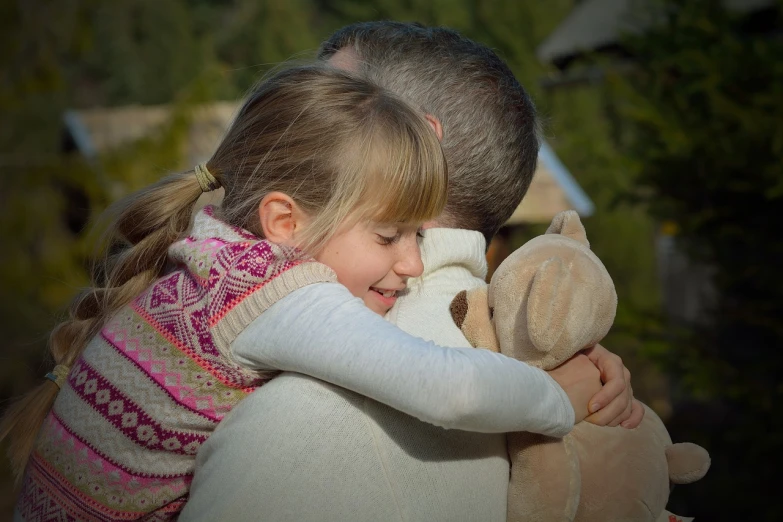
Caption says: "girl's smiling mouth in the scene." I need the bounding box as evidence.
[371,287,398,298]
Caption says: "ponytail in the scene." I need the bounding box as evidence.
[0,168,214,482]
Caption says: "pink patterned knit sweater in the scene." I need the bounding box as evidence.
[17,206,336,521]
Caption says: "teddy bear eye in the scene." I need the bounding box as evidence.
[489,307,494,319]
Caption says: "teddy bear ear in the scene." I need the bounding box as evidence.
[450,287,500,353]
[546,210,590,248]
[450,290,470,329]
[527,258,574,353]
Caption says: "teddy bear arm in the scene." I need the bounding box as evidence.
[666,442,711,484]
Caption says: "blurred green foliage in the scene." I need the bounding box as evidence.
[608,0,783,518]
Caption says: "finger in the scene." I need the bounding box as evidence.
[584,409,608,426]
[585,363,626,414]
[607,393,633,427]
[621,399,645,429]
[585,382,629,426]
[584,344,624,386]
[608,381,633,428]
[585,394,628,426]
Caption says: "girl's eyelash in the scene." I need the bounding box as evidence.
[416,230,424,239]
[378,234,401,245]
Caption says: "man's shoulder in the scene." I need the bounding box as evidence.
[186,375,397,521]
[222,373,365,429]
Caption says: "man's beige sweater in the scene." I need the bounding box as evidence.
[181,229,573,521]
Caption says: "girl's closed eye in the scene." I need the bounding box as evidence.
[377,232,402,246]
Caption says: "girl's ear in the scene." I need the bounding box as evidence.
[258,192,307,246]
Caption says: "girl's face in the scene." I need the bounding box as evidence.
[315,220,424,315]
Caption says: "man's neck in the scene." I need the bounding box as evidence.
[417,227,487,281]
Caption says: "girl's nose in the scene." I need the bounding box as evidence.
[395,237,424,279]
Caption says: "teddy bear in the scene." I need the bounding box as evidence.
[450,210,710,522]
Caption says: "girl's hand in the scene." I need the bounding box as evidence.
[547,354,603,424]
[582,344,645,429]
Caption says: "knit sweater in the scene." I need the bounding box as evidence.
[15,206,335,522]
[180,228,574,521]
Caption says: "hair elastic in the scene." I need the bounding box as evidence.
[45,364,71,389]
[195,163,221,193]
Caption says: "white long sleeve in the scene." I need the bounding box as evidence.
[232,282,574,436]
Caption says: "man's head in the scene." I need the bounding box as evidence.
[318,21,541,243]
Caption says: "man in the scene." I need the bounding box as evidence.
[181,22,640,521]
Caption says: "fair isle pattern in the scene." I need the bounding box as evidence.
[18,206,337,521]
[35,412,190,496]
[67,359,206,456]
[100,307,244,423]
[21,453,185,521]
[139,239,307,387]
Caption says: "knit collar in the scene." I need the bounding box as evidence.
[168,205,309,281]
[187,205,257,243]
[417,228,488,281]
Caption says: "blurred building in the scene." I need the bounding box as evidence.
[537,0,777,78]
[63,102,237,168]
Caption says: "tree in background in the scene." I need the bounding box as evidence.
[78,1,205,105]
[610,0,783,518]
[0,0,221,401]
[0,1,229,510]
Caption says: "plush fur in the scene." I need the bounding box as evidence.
[450,211,710,522]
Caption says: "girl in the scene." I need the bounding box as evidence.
[4,65,581,521]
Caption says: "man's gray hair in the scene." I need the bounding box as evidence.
[319,22,541,243]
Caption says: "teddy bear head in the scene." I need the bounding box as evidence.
[452,211,618,370]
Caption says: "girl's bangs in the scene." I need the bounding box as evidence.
[300,100,449,255]
[355,125,448,225]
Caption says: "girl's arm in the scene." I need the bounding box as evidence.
[232,282,574,437]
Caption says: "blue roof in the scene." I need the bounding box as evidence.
[539,140,595,217]
[63,110,98,159]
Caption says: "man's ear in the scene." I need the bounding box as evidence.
[258,192,307,246]
[425,114,443,142]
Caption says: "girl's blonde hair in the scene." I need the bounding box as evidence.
[219,65,447,252]
[0,64,448,482]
